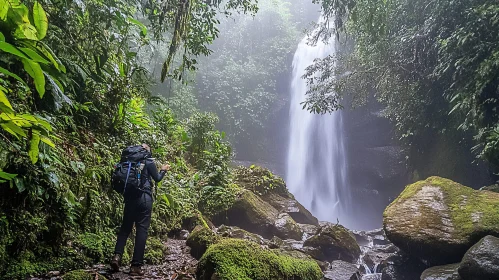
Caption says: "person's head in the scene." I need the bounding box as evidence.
[141,143,151,153]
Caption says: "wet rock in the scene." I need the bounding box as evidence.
[186,225,219,259]
[299,223,320,237]
[372,235,390,246]
[421,264,461,280]
[351,230,371,247]
[380,251,427,280]
[216,225,266,244]
[212,190,303,240]
[303,224,361,263]
[274,213,304,240]
[323,260,361,280]
[262,192,319,225]
[383,176,499,265]
[458,235,499,280]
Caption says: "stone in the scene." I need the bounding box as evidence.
[196,238,322,280]
[383,176,499,265]
[458,235,499,280]
[262,192,319,225]
[216,225,265,245]
[421,264,461,280]
[303,224,361,263]
[212,190,303,240]
[186,225,219,259]
[323,260,361,280]
[479,184,499,193]
[380,251,427,280]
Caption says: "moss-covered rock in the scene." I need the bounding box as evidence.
[479,184,499,193]
[212,190,303,240]
[62,270,107,280]
[303,223,360,263]
[186,225,219,259]
[196,238,323,280]
[217,225,265,244]
[383,176,499,265]
[234,165,319,226]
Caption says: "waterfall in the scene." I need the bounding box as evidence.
[286,18,352,228]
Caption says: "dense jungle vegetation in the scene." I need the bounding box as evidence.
[0,0,260,277]
[1,0,498,278]
[305,0,499,173]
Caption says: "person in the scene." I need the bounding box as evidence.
[110,144,170,276]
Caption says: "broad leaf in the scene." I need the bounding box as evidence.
[32,1,48,40]
[35,41,66,72]
[0,32,5,42]
[0,0,8,20]
[19,47,49,64]
[0,41,29,60]
[0,171,17,181]
[40,134,55,147]
[29,132,40,164]
[0,121,27,138]
[0,66,28,86]
[22,59,45,97]
[0,89,13,111]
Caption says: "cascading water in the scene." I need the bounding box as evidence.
[286,18,353,228]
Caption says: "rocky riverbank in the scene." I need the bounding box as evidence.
[31,169,499,280]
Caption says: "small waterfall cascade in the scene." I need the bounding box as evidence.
[286,17,352,227]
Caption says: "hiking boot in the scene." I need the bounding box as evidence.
[110,254,121,272]
[130,265,144,276]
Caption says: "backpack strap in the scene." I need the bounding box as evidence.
[123,161,132,195]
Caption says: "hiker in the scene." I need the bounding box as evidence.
[110,144,170,276]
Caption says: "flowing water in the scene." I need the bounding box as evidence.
[286,18,353,228]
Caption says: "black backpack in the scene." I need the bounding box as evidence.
[111,145,151,195]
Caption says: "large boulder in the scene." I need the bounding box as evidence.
[380,251,427,280]
[383,176,499,265]
[421,264,461,280]
[186,225,219,259]
[458,235,499,280]
[196,238,322,280]
[234,165,319,226]
[212,190,303,240]
[303,223,360,263]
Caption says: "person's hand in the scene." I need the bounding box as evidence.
[161,163,170,171]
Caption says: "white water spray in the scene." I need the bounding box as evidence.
[286,18,352,228]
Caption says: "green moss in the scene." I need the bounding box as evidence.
[197,239,322,280]
[75,232,114,263]
[303,224,360,262]
[384,176,499,240]
[62,270,107,280]
[144,236,167,264]
[234,166,289,197]
[186,225,220,259]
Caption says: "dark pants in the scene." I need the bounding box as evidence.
[114,192,153,266]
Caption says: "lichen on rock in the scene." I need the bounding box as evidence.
[383,176,499,265]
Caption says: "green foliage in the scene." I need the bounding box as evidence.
[144,237,168,264]
[234,165,287,196]
[197,238,323,280]
[62,270,107,280]
[307,0,499,168]
[0,0,256,277]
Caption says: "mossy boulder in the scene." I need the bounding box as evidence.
[234,165,319,226]
[383,176,499,265]
[186,225,220,259]
[62,270,107,280]
[213,190,303,240]
[196,238,323,280]
[302,223,360,263]
[479,184,499,193]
